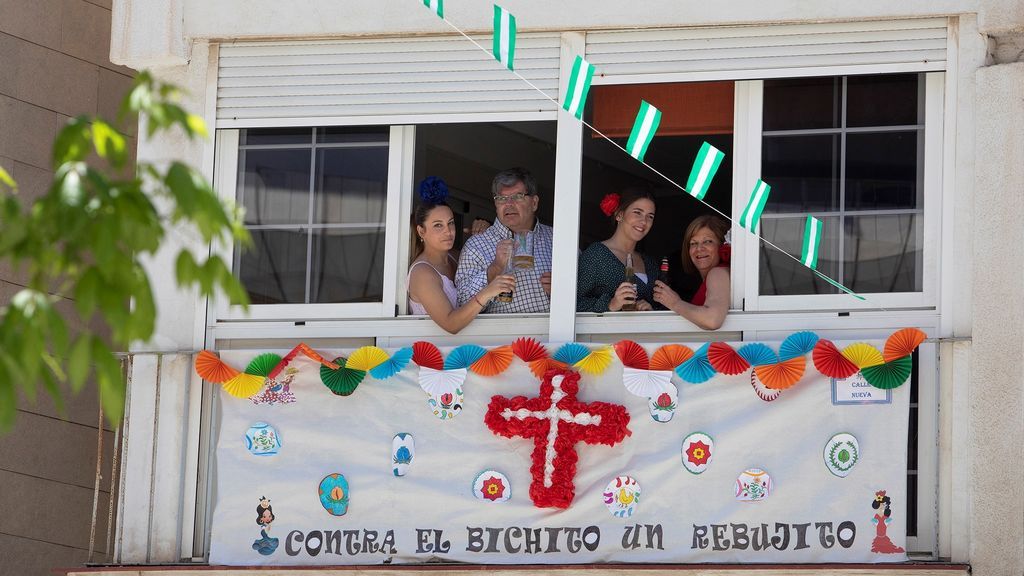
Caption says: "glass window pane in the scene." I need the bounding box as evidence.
[239,149,311,226]
[241,127,312,146]
[761,134,838,213]
[847,74,919,127]
[844,214,922,293]
[845,131,919,210]
[237,229,308,304]
[309,228,385,303]
[758,217,840,296]
[763,77,839,131]
[314,147,389,225]
[317,126,390,144]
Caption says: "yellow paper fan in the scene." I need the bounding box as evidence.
[347,346,389,371]
[574,346,613,375]
[841,343,884,369]
[221,373,265,398]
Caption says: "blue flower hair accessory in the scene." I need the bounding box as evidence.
[418,176,450,204]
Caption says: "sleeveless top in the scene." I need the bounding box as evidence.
[690,262,729,306]
[408,255,458,315]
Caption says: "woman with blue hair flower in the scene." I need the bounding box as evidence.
[408,176,515,333]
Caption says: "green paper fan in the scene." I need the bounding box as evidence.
[246,353,282,377]
[860,355,913,389]
[320,357,366,396]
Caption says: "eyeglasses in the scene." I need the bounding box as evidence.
[688,239,718,250]
[493,193,530,204]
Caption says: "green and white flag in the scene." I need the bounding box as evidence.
[739,179,771,233]
[492,5,516,71]
[422,0,443,18]
[801,215,823,269]
[685,141,725,200]
[562,56,595,120]
[625,100,661,161]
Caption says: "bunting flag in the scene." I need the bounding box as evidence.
[685,142,725,200]
[739,179,771,233]
[422,0,443,18]
[562,56,595,120]
[801,216,823,269]
[492,5,516,71]
[625,100,661,161]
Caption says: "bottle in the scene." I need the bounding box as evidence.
[660,257,669,281]
[496,229,514,303]
[622,252,636,311]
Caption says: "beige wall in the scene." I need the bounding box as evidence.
[0,0,134,574]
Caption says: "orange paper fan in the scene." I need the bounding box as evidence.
[650,344,694,371]
[883,328,926,362]
[412,341,444,370]
[528,358,567,380]
[707,342,750,375]
[614,340,649,370]
[513,337,548,362]
[812,340,860,379]
[195,350,239,383]
[471,345,514,377]
[754,357,807,390]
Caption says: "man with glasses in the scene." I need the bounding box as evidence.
[456,167,553,313]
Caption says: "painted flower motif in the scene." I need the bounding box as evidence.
[653,392,676,411]
[439,392,454,409]
[393,446,412,465]
[480,476,506,501]
[686,440,711,466]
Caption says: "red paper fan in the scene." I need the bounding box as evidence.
[194,350,239,383]
[650,344,694,371]
[471,345,514,377]
[528,358,567,380]
[513,337,548,362]
[754,357,807,390]
[812,340,859,379]
[883,328,926,362]
[614,340,649,370]
[707,342,750,375]
[412,341,444,370]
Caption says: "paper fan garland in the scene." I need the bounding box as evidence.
[320,357,366,396]
[707,342,750,375]
[812,340,860,379]
[528,358,568,380]
[737,342,777,367]
[412,341,444,370]
[575,346,613,375]
[246,353,282,378]
[778,331,819,361]
[195,350,239,383]
[222,373,265,398]
[512,337,548,362]
[841,342,884,369]
[753,356,806,390]
[369,346,413,380]
[621,367,673,397]
[675,343,716,384]
[445,344,487,370]
[884,328,926,362]
[552,342,590,366]
[470,345,514,376]
[347,346,389,372]
[614,340,649,370]
[861,355,913,389]
[650,344,693,371]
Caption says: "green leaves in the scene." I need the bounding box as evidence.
[0,166,15,190]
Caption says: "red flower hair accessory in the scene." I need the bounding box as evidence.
[599,193,621,217]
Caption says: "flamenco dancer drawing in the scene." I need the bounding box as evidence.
[870,490,905,554]
[252,496,279,555]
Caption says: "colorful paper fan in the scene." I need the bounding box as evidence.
[552,342,590,366]
[778,331,819,361]
[621,367,673,397]
[221,373,265,398]
[883,328,926,362]
[245,353,282,377]
[707,342,750,375]
[320,357,366,396]
[412,341,444,370]
[470,345,514,377]
[651,344,693,371]
[269,343,337,379]
[861,356,913,389]
[737,343,778,367]
[418,367,467,395]
[614,340,649,370]
[841,343,884,369]
[575,346,613,375]
[347,346,389,372]
[195,350,239,383]
[369,346,413,380]
[675,343,716,384]
[812,340,860,379]
[528,358,567,380]
[445,344,488,370]
[754,356,806,390]
[512,337,548,362]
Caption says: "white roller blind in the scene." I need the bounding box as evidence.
[217,34,560,126]
[586,19,948,83]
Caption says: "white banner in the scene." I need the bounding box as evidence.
[209,341,909,565]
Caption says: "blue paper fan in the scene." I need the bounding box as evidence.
[737,343,778,367]
[370,346,413,380]
[444,344,487,370]
[552,342,590,366]
[779,331,820,361]
[675,343,716,384]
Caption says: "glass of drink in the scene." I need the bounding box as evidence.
[512,231,534,269]
[496,231,515,303]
